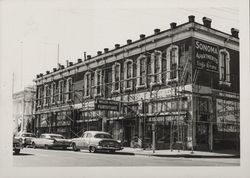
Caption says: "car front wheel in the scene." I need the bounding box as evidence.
[89,146,96,153]
[32,142,36,149]
[72,143,79,152]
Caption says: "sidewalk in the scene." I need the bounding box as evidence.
[118,147,240,158]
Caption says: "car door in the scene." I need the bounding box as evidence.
[83,133,92,149]
[37,134,45,147]
[76,133,86,149]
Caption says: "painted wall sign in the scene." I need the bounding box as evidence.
[216,99,239,132]
[195,40,219,72]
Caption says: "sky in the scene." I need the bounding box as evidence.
[0,0,240,93]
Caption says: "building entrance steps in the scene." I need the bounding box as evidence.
[118,147,240,158]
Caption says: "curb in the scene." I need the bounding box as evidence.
[131,152,240,158]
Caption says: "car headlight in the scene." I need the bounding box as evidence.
[19,138,23,142]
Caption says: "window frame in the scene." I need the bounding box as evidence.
[112,62,121,93]
[166,45,179,82]
[58,80,64,103]
[84,71,92,98]
[51,82,56,105]
[44,84,50,106]
[66,77,73,102]
[136,55,147,89]
[150,50,162,86]
[124,59,133,91]
[94,69,103,97]
[37,87,42,108]
[219,49,231,86]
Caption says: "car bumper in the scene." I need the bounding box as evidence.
[97,146,123,151]
[49,143,71,147]
[13,143,23,150]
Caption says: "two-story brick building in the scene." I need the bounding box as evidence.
[33,15,239,151]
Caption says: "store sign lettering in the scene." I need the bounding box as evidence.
[195,40,219,72]
[95,99,120,111]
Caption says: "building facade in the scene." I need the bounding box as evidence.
[33,16,239,151]
[13,86,36,133]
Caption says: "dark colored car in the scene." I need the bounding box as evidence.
[13,136,23,154]
[15,132,36,147]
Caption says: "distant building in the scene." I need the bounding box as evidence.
[13,86,36,133]
[33,15,239,151]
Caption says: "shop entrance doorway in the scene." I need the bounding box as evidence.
[196,121,209,150]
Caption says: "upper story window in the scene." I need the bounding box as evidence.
[95,69,102,96]
[51,82,56,104]
[124,59,133,90]
[136,55,147,89]
[112,62,121,93]
[44,84,50,106]
[166,45,179,82]
[58,80,64,103]
[37,87,42,107]
[219,49,231,86]
[84,72,92,98]
[150,50,162,86]
[66,78,73,102]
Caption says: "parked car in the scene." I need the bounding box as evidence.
[13,136,23,154]
[15,132,36,147]
[71,131,123,153]
[31,133,72,150]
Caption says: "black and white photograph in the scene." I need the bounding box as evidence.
[0,0,249,177]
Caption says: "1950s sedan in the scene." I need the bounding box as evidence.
[71,131,123,153]
[31,133,72,150]
[13,136,23,154]
[15,132,36,147]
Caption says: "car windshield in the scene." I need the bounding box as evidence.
[22,133,36,137]
[94,133,112,139]
[50,135,65,139]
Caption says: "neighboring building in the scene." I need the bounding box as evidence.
[33,15,239,151]
[13,86,36,133]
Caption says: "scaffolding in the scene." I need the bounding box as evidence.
[32,37,239,152]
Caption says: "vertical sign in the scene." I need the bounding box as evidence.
[195,40,219,72]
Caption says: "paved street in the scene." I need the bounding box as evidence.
[13,148,240,166]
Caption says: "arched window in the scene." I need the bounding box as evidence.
[219,49,231,85]
[58,80,64,102]
[51,82,56,104]
[84,72,92,98]
[95,69,103,96]
[124,59,133,90]
[44,84,50,106]
[37,87,42,107]
[150,50,162,86]
[66,78,73,101]
[136,55,147,88]
[166,45,179,82]
[112,62,121,93]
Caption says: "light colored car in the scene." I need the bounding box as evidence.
[71,131,123,153]
[31,133,72,150]
[13,136,23,154]
[15,132,36,147]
